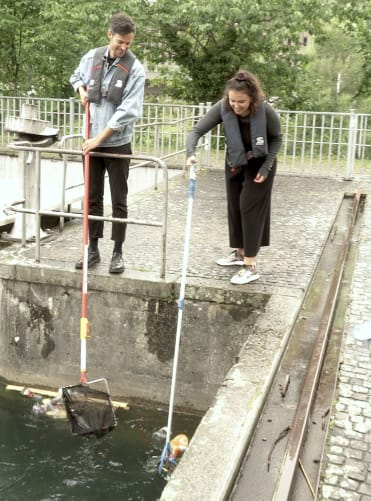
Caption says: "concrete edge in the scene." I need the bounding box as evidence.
[0,260,287,307]
[160,292,303,501]
[0,260,173,296]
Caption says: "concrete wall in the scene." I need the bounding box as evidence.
[0,261,269,411]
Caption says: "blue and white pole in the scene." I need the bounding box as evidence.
[158,165,196,477]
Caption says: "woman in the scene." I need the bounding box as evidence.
[186,70,282,285]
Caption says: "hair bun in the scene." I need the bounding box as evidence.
[235,72,247,82]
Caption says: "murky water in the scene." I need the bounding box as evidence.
[0,382,200,501]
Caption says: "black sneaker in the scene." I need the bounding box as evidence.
[75,249,100,270]
[109,252,125,274]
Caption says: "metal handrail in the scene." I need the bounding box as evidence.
[7,144,169,279]
[58,134,83,231]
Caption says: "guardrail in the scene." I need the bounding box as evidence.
[1,97,370,178]
[6,143,169,279]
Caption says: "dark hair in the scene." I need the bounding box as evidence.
[224,70,264,114]
[108,12,136,36]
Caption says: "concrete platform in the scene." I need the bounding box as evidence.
[0,168,370,500]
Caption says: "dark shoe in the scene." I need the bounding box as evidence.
[75,249,101,270]
[109,252,124,274]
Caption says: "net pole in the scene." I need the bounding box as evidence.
[80,102,90,384]
[158,165,196,474]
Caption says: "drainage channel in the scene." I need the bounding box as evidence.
[229,192,363,501]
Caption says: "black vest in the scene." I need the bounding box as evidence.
[88,46,136,105]
[221,100,268,167]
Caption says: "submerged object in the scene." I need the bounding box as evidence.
[169,434,189,460]
[159,434,189,476]
[31,390,67,419]
[32,398,66,419]
[22,388,34,398]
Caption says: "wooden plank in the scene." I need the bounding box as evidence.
[5,384,130,410]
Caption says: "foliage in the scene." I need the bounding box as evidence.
[0,0,43,95]
[304,26,365,112]
[0,0,139,97]
[139,0,329,107]
[301,0,371,112]
[0,0,369,113]
[328,0,371,99]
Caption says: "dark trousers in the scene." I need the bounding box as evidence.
[225,160,276,257]
[86,143,131,243]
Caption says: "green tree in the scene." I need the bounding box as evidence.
[31,0,106,97]
[327,0,371,99]
[304,25,367,112]
[0,0,43,95]
[1,0,368,112]
[139,0,329,107]
[300,0,371,112]
[0,0,141,97]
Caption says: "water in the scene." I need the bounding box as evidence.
[0,382,200,501]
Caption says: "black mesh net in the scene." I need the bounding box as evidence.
[62,384,117,437]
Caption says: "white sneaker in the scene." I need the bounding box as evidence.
[231,265,259,285]
[216,250,244,266]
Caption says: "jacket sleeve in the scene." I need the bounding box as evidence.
[186,101,222,157]
[69,50,95,92]
[258,103,282,178]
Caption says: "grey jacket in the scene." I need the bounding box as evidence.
[70,47,146,147]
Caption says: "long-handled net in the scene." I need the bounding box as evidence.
[62,101,117,437]
[62,380,116,437]
[157,166,196,476]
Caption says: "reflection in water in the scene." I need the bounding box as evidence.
[0,383,200,501]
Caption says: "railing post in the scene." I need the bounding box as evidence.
[345,109,357,180]
[7,148,48,245]
[69,97,75,137]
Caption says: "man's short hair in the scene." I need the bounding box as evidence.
[108,13,136,36]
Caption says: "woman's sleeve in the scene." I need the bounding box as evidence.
[186,101,222,157]
[258,103,282,177]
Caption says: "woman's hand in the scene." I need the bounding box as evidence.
[254,172,266,183]
[185,155,197,169]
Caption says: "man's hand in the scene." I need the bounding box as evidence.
[82,127,114,154]
[82,137,101,154]
[79,86,88,106]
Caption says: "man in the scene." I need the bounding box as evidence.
[70,12,145,273]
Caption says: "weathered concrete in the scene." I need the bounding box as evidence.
[1,168,370,500]
[0,260,268,411]
[160,177,371,501]
[160,293,302,501]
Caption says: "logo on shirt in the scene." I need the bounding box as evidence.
[256,136,265,146]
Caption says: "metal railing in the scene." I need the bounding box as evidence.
[5,143,169,279]
[1,96,370,178]
[278,109,370,178]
